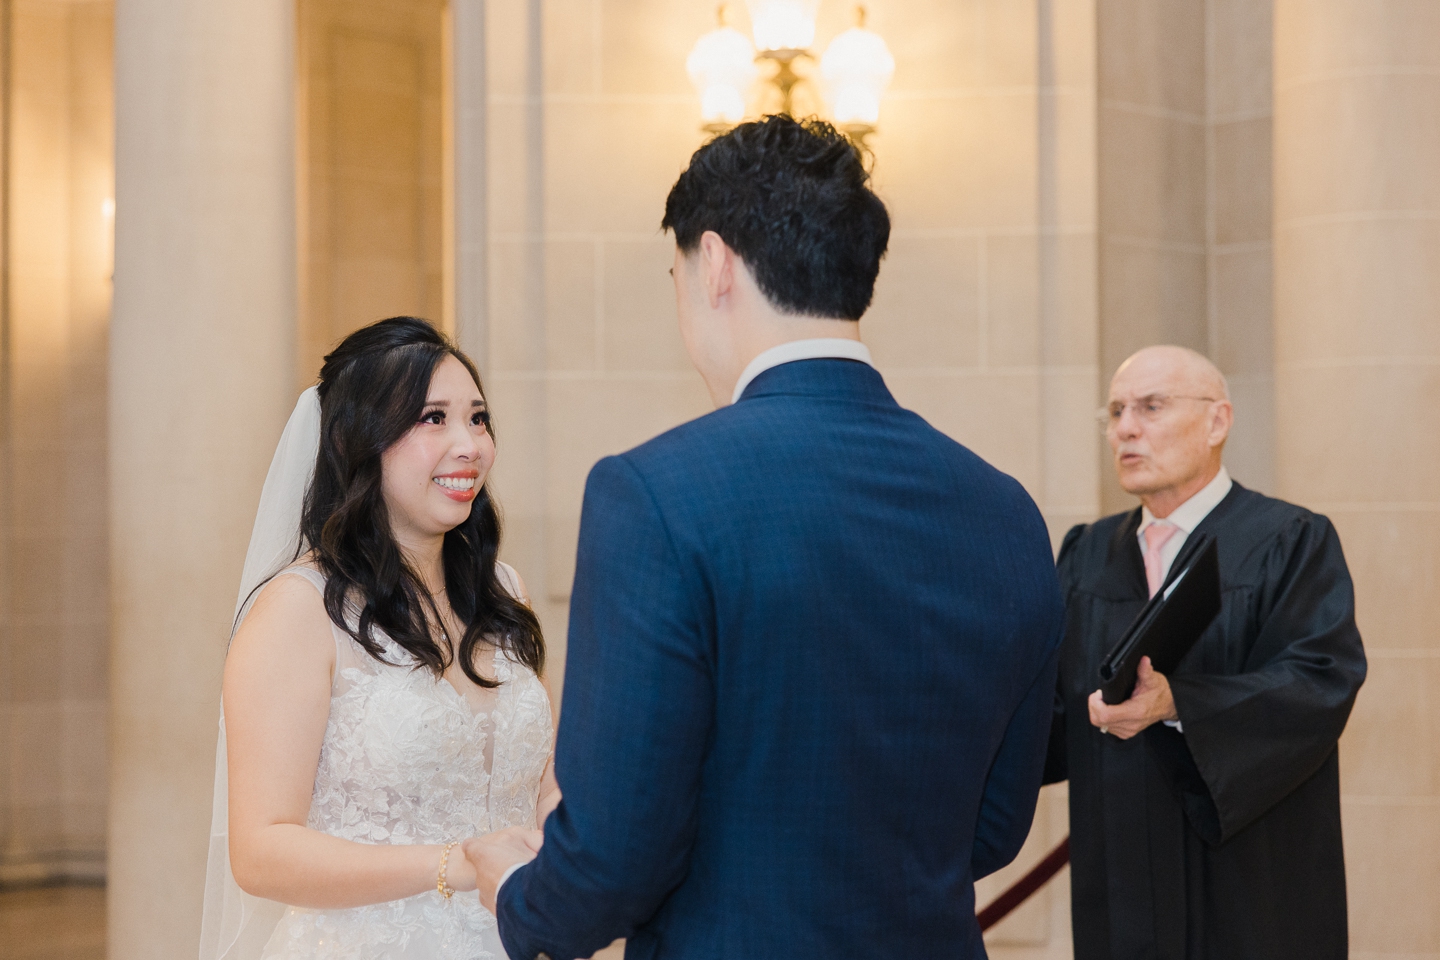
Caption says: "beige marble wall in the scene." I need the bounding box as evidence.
[1274,1,1440,955]
[1206,0,1274,496]
[109,0,295,957]
[297,0,447,388]
[0,0,112,886]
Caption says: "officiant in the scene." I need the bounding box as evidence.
[1044,345,1366,960]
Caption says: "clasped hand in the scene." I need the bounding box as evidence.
[463,826,545,914]
[1088,656,1178,740]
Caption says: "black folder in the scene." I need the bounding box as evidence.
[1098,533,1221,704]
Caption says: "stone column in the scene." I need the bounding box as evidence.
[109,2,295,957]
[1273,1,1440,953]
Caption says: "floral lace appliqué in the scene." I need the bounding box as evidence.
[259,567,553,960]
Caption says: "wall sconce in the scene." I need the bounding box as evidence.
[686,3,894,141]
[686,7,758,133]
[819,7,894,139]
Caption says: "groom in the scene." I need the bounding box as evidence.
[467,115,1065,959]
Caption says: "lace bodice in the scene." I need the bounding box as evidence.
[260,565,554,960]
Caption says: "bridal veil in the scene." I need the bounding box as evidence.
[198,387,321,960]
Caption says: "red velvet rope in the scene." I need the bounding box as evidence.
[976,837,1071,931]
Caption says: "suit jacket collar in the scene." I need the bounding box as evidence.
[731,338,873,403]
[736,357,898,407]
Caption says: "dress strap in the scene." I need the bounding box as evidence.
[275,564,327,593]
[495,561,526,602]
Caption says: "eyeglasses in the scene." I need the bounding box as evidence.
[1096,394,1217,435]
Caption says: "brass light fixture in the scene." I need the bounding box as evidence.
[687,2,895,141]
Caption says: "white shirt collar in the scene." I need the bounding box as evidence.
[730,338,874,404]
[1140,466,1233,535]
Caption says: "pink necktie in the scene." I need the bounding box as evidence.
[1143,521,1180,598]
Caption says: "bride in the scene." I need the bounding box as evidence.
[200,317,557,959]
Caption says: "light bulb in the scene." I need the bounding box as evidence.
[686,23,758,125]
[820,16,894,127]
[746,0,820,53]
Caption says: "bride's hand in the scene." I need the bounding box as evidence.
[442,841,480,894]
[462,827,544,913]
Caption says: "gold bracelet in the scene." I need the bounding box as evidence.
[437,841,460,900]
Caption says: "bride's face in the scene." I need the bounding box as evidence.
[380,355,496,545]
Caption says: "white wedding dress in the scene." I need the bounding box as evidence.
[256,564,554,960]
[201,388,553,960]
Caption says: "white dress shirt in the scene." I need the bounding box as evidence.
[496,860,524,912]
[730,337,874,404]
[1136,465,1232,732]
[1136,465,1233,583]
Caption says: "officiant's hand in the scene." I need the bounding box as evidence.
[1088,657,1179,740]
[464,827,545,914]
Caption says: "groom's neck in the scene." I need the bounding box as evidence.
[714,313,861,404]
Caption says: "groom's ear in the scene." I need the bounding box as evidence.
[698,230,734,310]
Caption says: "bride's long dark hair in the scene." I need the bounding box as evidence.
[300,316,544,687]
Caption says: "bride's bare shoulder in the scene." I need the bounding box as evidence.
[231,563,335,662]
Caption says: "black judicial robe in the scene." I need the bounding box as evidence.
[1044,483,1366,960]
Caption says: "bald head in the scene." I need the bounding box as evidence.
[1113,345,1229,403]
[1106,345,1234,518]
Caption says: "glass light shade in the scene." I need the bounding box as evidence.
[746,0,820,53]
[820,24,895,126]
[686,25,758,124]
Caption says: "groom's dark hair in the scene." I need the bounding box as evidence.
[661,114,890,321]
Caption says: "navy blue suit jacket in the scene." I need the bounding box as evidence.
[497,358,1064,960]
